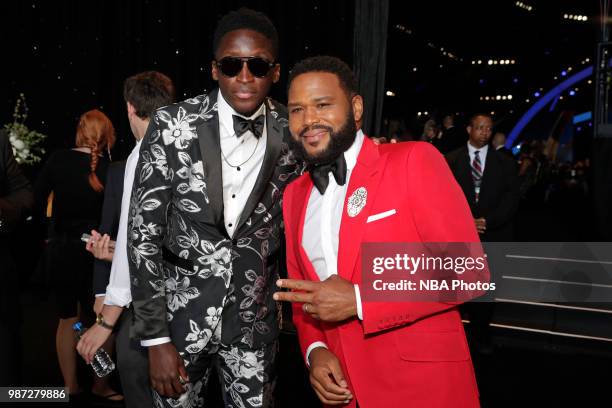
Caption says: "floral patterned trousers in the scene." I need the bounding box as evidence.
[153,341,277,408]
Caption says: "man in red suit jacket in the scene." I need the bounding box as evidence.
[273,56,487,407]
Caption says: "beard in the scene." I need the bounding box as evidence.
[289,109,357,167]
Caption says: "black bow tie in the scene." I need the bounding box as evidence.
[232,114,265,139]
[308,155,347,195]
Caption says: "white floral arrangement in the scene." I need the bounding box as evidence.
[4,93,47,165]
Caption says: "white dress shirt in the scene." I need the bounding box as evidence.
[100,139,141,306]
[467,141,489,173]
[301,130,365,363]
[218,90,267,237]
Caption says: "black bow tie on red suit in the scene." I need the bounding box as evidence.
[232,114,265,139]
[308,154,347,195]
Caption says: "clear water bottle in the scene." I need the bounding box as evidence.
[72,322,116,377]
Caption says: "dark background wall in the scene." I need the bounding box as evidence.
[0,0,354,161]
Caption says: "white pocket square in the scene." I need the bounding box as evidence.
[366,209,397,223]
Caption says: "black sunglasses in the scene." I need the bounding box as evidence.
[215,56,276,78]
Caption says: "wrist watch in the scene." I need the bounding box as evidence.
[96,313,115,330]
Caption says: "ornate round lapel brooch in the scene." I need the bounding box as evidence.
[347,187,367,217]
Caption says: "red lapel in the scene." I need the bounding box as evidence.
[338,138,386,281]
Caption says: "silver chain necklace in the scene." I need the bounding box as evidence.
[221,133,261,171]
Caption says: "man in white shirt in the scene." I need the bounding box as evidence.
[77,71,175,407]
[125,9,301,408]
[275,56,485,407]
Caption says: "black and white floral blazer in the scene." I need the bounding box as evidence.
[127,90,301,354]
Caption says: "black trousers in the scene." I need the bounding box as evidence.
[116,307,154,407]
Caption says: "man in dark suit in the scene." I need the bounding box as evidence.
[0,130,33,385]
[446,113,520,352]
[127,9,301,407]
[446,113,519,242]
[77,71,175,407]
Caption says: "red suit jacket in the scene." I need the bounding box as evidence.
[283,138,485,408]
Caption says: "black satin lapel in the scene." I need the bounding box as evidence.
[197,114,227,237]
[235,109,283,233]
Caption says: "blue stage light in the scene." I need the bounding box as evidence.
[508,65,594,148]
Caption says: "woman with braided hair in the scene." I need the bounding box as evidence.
[76,110,113,193]
[35,109,122,403]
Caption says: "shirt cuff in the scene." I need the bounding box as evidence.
[305,341,328,367]
[354,284,363,320]
[104,287,132,307]
[141,337,172,347]
[95,293,105,297]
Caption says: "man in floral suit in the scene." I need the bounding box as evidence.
[127,8,300,407]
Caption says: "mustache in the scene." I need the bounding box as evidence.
[299,124,333,138]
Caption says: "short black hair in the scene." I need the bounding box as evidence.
[123,71,175,119]
[213,8,279,59]
[288,56,358,97]
[468,112,493,126]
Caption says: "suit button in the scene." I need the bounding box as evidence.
[232,239,238,246]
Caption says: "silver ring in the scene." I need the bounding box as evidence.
[303,303,310,313]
